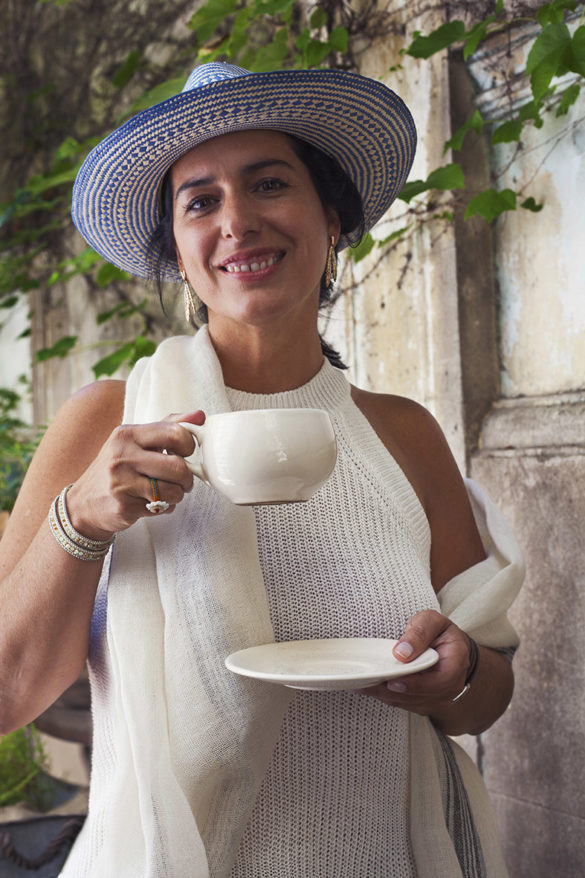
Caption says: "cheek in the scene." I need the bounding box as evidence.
[174,226,210,275]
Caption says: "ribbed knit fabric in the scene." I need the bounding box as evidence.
[226,363,435,876]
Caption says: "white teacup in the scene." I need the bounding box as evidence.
[179,408,337,505]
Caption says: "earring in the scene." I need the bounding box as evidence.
[324,236,337,287]
[180,268,198,325]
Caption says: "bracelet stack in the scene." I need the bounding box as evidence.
[48,484,115,562]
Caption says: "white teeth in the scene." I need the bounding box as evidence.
[224,254,280,273]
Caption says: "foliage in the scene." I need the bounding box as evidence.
[0,0,584,391]
[0,383,43,512]
[0,724,57,811]
[400,0,585,223]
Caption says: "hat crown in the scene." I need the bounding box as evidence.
[182,62,252,93]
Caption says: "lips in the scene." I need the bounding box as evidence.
[220,252,284,274]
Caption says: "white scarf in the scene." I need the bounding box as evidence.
[63,327,523,877]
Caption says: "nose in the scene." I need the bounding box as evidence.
[220,190,260,240]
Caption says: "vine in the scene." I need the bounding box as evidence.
[0,0,583,389]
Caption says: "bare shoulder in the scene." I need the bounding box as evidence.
[350,386,451,507]
[351,385,485,590]
[0,380,125,573]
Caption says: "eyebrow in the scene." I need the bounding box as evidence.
[174,158,296,199]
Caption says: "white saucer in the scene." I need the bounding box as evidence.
[225,638,439,691]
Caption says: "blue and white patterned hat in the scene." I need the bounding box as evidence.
[72,62,416,282]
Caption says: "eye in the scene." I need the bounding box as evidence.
[256,178,288,193]
[185,194,216,213]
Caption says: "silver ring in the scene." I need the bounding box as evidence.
[146,478,170,514]
[451,683,470,704]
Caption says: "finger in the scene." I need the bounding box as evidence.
[142,476,186,510]
[393,610,450,662]
[164,410,206,426]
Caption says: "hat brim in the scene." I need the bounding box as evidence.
[72,68,416,282]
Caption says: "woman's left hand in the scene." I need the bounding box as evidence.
[359,610,471,716]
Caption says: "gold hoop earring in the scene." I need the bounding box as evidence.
[324,235,337,287]
[180,268,198,325]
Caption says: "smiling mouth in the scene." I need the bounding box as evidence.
[221,253,284,274]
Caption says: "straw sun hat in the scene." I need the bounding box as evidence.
[72,62,416,283]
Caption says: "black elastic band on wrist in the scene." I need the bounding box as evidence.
[464,635,480,687]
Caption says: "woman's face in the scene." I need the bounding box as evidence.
[171,130,340,332]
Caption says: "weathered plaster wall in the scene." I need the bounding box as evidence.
[466,21,585,876]
[470,21,585,398]
[326,30,467,466]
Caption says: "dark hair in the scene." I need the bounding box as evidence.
[148,134,365,369]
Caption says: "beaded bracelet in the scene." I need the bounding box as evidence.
[48,485,114,562]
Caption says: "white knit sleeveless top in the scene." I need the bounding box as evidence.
[226,359,440,877]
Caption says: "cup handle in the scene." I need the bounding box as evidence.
[178,421,206,482]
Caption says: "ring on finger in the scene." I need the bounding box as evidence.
[146,477,170,514]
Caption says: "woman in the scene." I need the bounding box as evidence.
[0,62,523,876]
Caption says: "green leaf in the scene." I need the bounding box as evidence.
[537,0,576,26]
[25,165,82,196]
[250,28,289,71]
[112,50,142,89]
[54,136,82,163]
[96,262,131,288]
[305,39,331,67]
[492,120,523,144]
[405,21,465,59]
[426,162,464,190]
[328,26,349,54]
[518,100,543,122]
[526,22,572,101]
[257,0,294,16]
[399,164,463,201]
[96,299,147,325]
[310,6,326,28]
[92,343,134,378]
[130,336,157,364]
[463,21,487,60]
[188,0,239,43]
[349,233,375,263]
[295,28,310,52]
[377,225,412,246]
[35,335,77,362]
[568,26,585,76]
[131,78,186,113]
[556,82,581,115]
[464,188,517,222]
[398,179,429,203]
[0,295,19,309]
[92,337,156,378]
[521,197,544,212]
[444,109,483,153]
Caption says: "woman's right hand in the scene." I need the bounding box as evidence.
[65,410,205,541]
[0,382,205,733]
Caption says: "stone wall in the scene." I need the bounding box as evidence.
[328,16,585,877]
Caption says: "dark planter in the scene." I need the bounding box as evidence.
[0,814,85,876]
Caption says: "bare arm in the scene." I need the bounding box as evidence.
[0,380,200,734]
[353,389,514,735]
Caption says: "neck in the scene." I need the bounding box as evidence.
[207,319,325,393]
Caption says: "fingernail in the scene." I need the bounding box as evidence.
[387,681,407,693]
[395,642,414,659]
